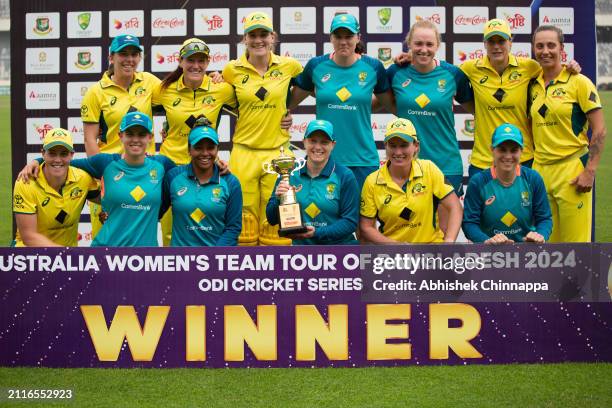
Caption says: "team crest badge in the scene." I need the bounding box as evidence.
[437,79,446,92]
[34,17,51,35]
[358,71,368,83]
[203,95,216,106]
[462,118,475,137]
[78,13,91,30]
[270,69,283,79]
[521,191,530,206]
[325,183,336,199]
[150,169,158,182]
[75,51,93,69]
[411,183,426,195]
[508,71,522,82]
[212,187,222,202]
[378,8,392,26]
[377,48,392,68]
[70,187,84,199]
[135,86,145,96]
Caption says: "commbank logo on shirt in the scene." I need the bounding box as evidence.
[336,87,351,102]
[130,186,146,202]
[415,93,430,108]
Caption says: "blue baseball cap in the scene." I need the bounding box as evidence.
[330,13,360,34]
[189,126,219,146]
[304,119,335,141]
[491,123,523,148]
[120,111,153,133]
[110,35,142,54]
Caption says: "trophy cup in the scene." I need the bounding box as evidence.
[263,147,308,236]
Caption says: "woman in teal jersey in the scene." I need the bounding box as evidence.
[163,124,242,246]
[266,119,359,245]
[387,20,474,231]
[462,124,552,244]
[290,13,394,189]
[20,112,175,247]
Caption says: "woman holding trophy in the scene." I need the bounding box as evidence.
[360,118,462,243]
[266,120,359,245]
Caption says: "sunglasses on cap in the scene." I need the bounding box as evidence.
[180,41,210,58]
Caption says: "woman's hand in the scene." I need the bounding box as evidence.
[17,161,41,183]
[217,159,230,175]
[280,110,293,130]
[208,71,225,84]
[484,233,514,245]
[275,181,291,198]
[286,226,315,240]
[523,231,545,243]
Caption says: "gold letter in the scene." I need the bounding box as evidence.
[366,304,411,360]
[295,304,348,361]
[429,303,483,359]
[186,306,206,361]
[224,305,277,361]
[80,305,169,361]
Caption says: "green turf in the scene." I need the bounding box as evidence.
[0,364,610,408]
[595,92,612,241]
[0,95,11,243]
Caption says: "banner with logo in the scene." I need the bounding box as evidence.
[10,0,596,245]
[0,244,610,368]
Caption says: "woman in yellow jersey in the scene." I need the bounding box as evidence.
[80,34,160,237]
[152,38,237,246]
[360,118,462,243]
[529,26,606,242]
[222,11,303,246]
[13,129,99,247]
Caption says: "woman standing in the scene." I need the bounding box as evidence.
[222,11,303,246]
[13,129,99,246]
[266,119,359,245]
[163,125,242,246]
[529,26,606,242]
[462,124,552,244]
[152,38,237,245]
[290,13,394,189]
[387,20,474,230]
[80,35,160,237]
[360,118,462,243]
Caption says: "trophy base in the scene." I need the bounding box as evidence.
[279,225,309,237]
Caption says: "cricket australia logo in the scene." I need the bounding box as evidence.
[325,183,336,200]
[211,187,222,203]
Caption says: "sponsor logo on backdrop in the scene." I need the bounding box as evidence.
[236,8,273,34]
[109,10,144,37]
[497,8,531,34]
[26,48,60,75]
[367,43,403,68]
[323,7,360,34]
[288,114,315,141]
[151,10,187,36]
[26,118,61,144]
[67,82,95,109]
[539,8,574,34]
[280,43,316,66]
[194,9,229,35]
[453,7,488,33]
[280,7,316,34]
[26,13,60,39]
[410,7,446,33]
[453,43,485,65]
[67,11,102,38]
[67,47,101,74]
[206,44,230,71]
[152,45,181,72]
[510,43,531,59]
[367,7,402,34]
[371,114,395,141]
[26,83,60,110]
[67,117,85,144]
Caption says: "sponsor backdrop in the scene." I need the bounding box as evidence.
[0,244,610,368]
[11,1,596,245]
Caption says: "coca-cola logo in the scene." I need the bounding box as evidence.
[454,15,488,25]
[209,52,228,63]
[153,17,185,29]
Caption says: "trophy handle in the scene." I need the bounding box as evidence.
[262,162,277,175]
[291,157,307,176]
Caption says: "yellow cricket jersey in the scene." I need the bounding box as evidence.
[13,165,99,247]
[81,71,160,154]
[152,75,236,164]
[222,53,302,149]
[360,159,454,243]
[461,55,541,168]
[529,67,601,165]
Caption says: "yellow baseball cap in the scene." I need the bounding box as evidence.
[43,128,74,152]
[243,11,273,34]
[483,18,512,41]
[384,118,418,143]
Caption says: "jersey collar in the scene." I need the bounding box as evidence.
[100,71,144,89]
[300,158,336,178]
[376,160,423,190]
[536,66,571,88]
[236,52,281,72]
[491,164,521,180]
[176,74,211,92]
[187,162,221,184]
[38,164,78,197]
[477,54,519,72]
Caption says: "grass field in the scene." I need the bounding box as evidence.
[0,95,611,406]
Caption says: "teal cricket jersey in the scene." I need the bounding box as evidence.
[295,54,389,167]
[387,61,473,176]
[462,166,552,243]
[71,154,175,247]
[266,158,359,245]
[163,163,242,247]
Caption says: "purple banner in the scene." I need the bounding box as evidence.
[1,244,611,368]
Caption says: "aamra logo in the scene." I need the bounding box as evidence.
[378,8,392,26]
[75,51,93,70]
[78,13,91,30]
[462,118,475,137]
[34,17,52,35]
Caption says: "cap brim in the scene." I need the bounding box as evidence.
[484,31,511,41]
[492,136,523,148]
[190,135,219,146]
[331,24,359,34]
[182,49,209,59]
[112,43,143,53]
[305,127,334,141]
[121,123,152,133]
[44,141,74,152]
[244,24,273,33]
[384,133,416,143]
